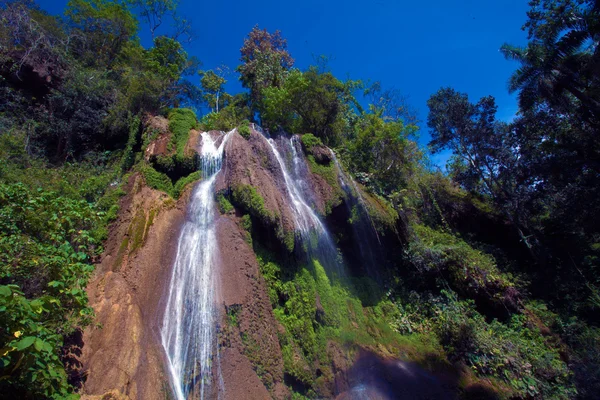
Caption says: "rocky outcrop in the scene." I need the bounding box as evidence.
[216,214,289,399]
[80,124,408,400]
[143,115,171,161]
[80,173,187,400]
[215,129,297,238]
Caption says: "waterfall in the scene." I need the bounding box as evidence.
[332,154,383,277]
[161,130,232,400]
[265,135,342,274]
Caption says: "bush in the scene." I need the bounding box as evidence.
[231,185,275,225]
[217,193,234,214]
[173,171,201,199]
[238,119,251,139]
[140,164,173,195]
[0,183,99,398]
[168,108,197,157]
[431,291,574,399]
[408,224,519,311]
[198,96,252,132]
[300,133,322,150]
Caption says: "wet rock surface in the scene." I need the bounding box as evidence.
[215,128,297,236]
[80,126,425,400]
[80,174,187,400]
[216,215,288,400]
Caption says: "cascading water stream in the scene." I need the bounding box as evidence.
[332,153,383,277]
[161,130,232,400]
[265,135,342,274]
[332,154,380,243]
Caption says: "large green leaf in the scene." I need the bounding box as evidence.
[0,286,11,297]
[16,336,36,351]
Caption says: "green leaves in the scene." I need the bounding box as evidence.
[0,286,11,297]
[0,182,99,397]
[239,25,294,107]
[15,336,35,351]
[146,36,187,83]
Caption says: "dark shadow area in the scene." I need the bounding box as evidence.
[462,384,502,400]
[60,328,87,390]
[336,349,459,400]
[284,372,311,396]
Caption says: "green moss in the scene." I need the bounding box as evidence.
[151,154,176,172]
[254,246,450,395]
[144,209,156,239]
[140,165,174,195]
[173,171,201,198]
[238,119,251,139]
[241,214,253,245]
[300,133,323,150]
[168,108,197,158]
[242,332,275,389]
[360,189,399,234]
[217,193,234,214]
[231,184,276,225]
[112,208,148,270]
[140,164,200,199]
[280,342,314,387]
[226,304,241,327]
[230,186,294,250]
[284,230,296,253]
[129,209,147,253]
[113,236,129,271]
[306,155,343,215]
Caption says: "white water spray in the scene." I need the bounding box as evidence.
[265,135,342,274]
[161,130,232,400]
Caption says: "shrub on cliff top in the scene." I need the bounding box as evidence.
[238,119,251,139]
[300,133,322,150]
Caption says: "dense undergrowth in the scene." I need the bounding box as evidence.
[0,129,125,398]
[241,162,580,399]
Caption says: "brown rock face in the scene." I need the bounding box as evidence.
[80,126,377,399]
[80,174,186,399]
[143,115,172,162]
[311,145,332,165]
[216,215,288,399]
[183,129,202,157]
[216,128,297,236]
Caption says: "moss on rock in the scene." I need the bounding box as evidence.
[168,108,197,158]
[232,185,275,224]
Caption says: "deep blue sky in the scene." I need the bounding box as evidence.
[37,0,530,166]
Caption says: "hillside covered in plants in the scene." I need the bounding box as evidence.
[1,0,599,399]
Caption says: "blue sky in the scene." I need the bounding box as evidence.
[37,0,530,167]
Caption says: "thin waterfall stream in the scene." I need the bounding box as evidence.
[265,134,343,275]
[161,130,232,400]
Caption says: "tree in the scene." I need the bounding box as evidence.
[144,35,194,107]
[0,2,67,83]
[349,107,420,195]
[238,25,294,111]
[199,66,232,113]
[261,67,361,145]
[126,0,194,42]
[427,88,536,252]
[65,0,138,68]
[364,81,418,125]
[500,0,600,119]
